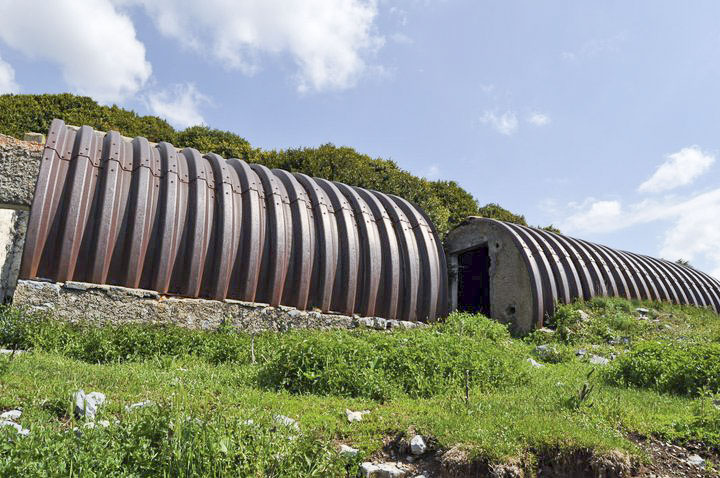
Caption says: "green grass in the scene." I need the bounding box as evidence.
[0,300,718,476]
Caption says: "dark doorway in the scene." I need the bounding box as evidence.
[457,245,491,315]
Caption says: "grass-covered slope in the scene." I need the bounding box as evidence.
[0,299,718,476]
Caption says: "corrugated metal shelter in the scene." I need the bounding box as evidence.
[19,119,448,321]
[445,217,720,333]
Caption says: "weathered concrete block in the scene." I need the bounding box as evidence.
[0,134,42,209]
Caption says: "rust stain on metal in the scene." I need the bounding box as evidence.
[19,119,448,321]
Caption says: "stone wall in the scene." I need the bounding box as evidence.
[13,279,422,332]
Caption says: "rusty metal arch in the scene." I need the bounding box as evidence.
[19,120,448,322]
[462,219,720,328]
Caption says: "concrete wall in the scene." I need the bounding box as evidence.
[445,217,537,335]
[0,133,41,304]
[0,210,29,303]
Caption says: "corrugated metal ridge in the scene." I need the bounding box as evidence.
[19,119,448,322]
[484,219,720,327]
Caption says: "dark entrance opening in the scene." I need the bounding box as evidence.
[457,245,491,315]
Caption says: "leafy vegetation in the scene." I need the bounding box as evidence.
[258,313,527,401]
[0,93,539,236]
[0,300,719,475]
[607,341,720,396]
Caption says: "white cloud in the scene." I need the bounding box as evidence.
[638,146,715,193]
[0,53,18,93]
[562,199,623,233]
[480,110,518,136]
[147,84,209,129]
[390,33,413,45]
[560,189,720,279]
[527,112,551,126]
[562,33,626,62]
[0,0,151,103]
[123,0,383,93]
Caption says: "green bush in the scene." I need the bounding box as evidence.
[0,306,281,365]
[607,341,720,396]
[0,93,541,236]
[258,313,528,401]
[0,403,350,477]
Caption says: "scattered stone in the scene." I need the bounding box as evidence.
[608,337,630,346]
[534,344,556,360]
[537,327,555,334]
[527,358,544,368]
[356,317,374,328]
[346,409,370,422]
[98,420,110,428]
[73,390,106,420]
[589,355,609,366]
[577,310,590,321]
[373,317,388,330]
[339,444,359,456]
[0,419,29,436]
[635,307,649,316]
[413,475,426,478]
[664,324,673,330]
[576,349,587,357]
[410,435,427,455]
[359,462,408,478]
[273,415,300,432]
[0,410,22,421]
[126,400,153,411]
[398,321,417,329]
[687,454,705,467]
[387,320,400,329]
[0,349,27,355]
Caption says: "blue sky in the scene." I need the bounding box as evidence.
[1,0,719,278]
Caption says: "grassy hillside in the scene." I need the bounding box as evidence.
[0,299,718,476]
[0,93,533,236]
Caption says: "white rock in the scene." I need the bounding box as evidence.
[410,435,427,455]
[273,415,300,431]
[346,409,370,422]
[73,390,106,420]
[0,420,22,432]
[527,358,544,368]
[0,410,21,421]
[0,419,28,436]
[589,355,609,366]
[360,462,408,478]
[339,444,359,456]
[0,349,26,355]
[635,307,649,315]
[687,454,705,467]
[98,420,110,428]
[414,475,427,478]
[577,310,590,321]
[126,400,153,411]
[373,318,388,330]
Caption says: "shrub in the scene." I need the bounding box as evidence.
[258,313,528,401]
[606,341,720,396]
[0,93,541,237]
[0,404,350,477]
[0,306,281,365]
